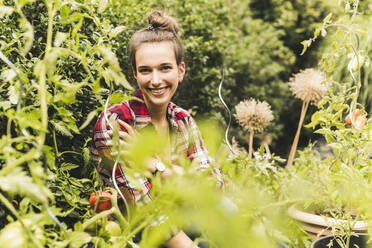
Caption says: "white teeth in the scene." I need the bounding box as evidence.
[150,88,166,94]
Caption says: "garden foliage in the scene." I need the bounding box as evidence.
[0,0,371,247]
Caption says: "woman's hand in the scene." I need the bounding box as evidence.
[105,117,139,158]
[104,116,185,178]
[146,157,185,178]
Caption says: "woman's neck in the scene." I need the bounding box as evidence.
[146,102,171,160]
[145,102,168,128]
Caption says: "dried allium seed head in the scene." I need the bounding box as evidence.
[234,99,274,132]
[289,68,328,103]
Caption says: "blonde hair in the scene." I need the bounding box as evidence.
[129,10,184,71]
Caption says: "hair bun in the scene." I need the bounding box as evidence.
[147,10,179,34]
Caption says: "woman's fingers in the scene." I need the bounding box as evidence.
[107,130,132,142]
[117,119,135,136]
[110,149,130,157]
[118,130,131,140]
[105,138,129,147]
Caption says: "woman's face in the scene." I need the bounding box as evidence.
[134,41,185,110]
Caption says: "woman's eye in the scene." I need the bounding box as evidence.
[138,68,151,73]
[161,66,172,71]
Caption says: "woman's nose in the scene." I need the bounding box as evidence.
[151,70,161,85]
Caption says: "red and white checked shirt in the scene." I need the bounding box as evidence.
[92,90,222,204]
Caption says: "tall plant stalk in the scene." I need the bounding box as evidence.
[286,100,309,169]
[248,130,254,159]
[37,0,54,146]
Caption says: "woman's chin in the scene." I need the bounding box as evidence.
[144,90,175,108]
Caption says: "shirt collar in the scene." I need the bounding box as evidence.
[131,90,178,129]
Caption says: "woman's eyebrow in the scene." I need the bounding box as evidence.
[159,62,173,66]
[137,65,150,69]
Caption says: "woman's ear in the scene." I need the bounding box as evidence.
[178,62,186,82]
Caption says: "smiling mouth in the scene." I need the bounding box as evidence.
[148,86,169,95]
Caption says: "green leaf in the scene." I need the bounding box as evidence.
[43,145,56,170]
[18,109,42,131]
[0,101,11,110]
[68,177,84,188]
[97,47,120,71]
[18,0,35,7]
[79,110,98,131]
[57,207,75,217]
[313,28,321,38]
[60,163,79,171]
[109,25,126,39]
[98,0,108,13]
[51,120,73,137]
[0,6,13,18]
[102,68,133,90]
[83,147,90,166]
[0,168,49,204]
[323,13,332,23]
[54,32,67,47]
[300,39,312,55]
[108,92,134,105]
[60,5,70,23]
[68,231,92,248]
[8,85,19,104]
[1,69,17,83]
[19,18,34,56]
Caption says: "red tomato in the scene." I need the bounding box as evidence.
[355,115,367,129]
[345,109,362,125]
[89,192,112,212]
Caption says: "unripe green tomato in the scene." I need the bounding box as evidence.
[105,221,121,236]
[0,222,26,248]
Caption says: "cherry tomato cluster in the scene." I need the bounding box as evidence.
[89,192,112,213]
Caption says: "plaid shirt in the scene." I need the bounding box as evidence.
[92,90,221,204]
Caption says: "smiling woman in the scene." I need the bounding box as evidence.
[91,10,223,248]
[134,41,185,116]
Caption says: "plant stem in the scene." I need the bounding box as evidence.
[38,1,54,146]
[122,216,153,245]
[286,100,309,169]
[112,205,129,230]
[248,129,254,159]
[58,151,82,157]
[53,128,59,155]
[264,143,271,157]
[108,189,130,229]
[82,207,116,230]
